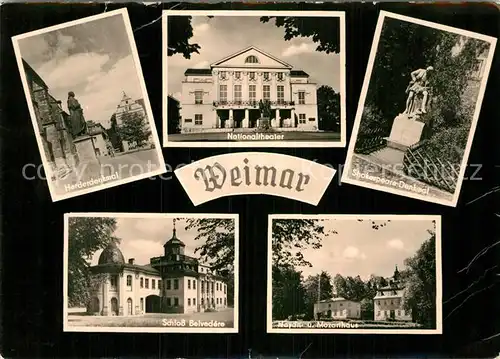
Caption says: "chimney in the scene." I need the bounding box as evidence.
[128,258,135,265]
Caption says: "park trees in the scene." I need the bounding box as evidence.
[119,112,151,147]
[317,85,341,132]
[67,217,119,307]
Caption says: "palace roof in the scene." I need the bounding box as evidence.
[98,241,125,265]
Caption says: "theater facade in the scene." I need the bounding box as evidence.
[178,46,319,133]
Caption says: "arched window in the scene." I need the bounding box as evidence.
[245,55,259,64]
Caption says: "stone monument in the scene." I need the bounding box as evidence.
[257,99,272,130]
[387,66,434,150]
[68,91,99,164]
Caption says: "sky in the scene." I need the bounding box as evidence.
[18,14,144,128]
[289,218,435,280]
[167,15,341,100]
[89,217,212,266]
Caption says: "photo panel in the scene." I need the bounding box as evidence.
[63,213,239,333]
[341,11,497,207]
[267,214,442,334]
[12,8,166,201]
[163,10,346,148]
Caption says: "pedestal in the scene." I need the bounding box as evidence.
[101,306,109,316]
[387,113,425,150]
[74,136,99,164]
[119,306,124,316]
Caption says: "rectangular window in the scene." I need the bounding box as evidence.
[188,298,191,306]
[201,281,204,293]
[126,275,132,286]
[166,279,171,290]
[167,297,171,306]
[193,298,196,306]
[309,117,315,122]
[219,85,227,102]
[277,72,284,81]
[174,297,179,306]
[263,85,270,100]
[140,277,144,288]
[216,283,219,291]
[194,90,203,104]
[249,72,256,81]
[299,114,306,124]
[249,85,256,103]
[193,280,196,290]
[224,284,226,294]
[152,279,156,289]
[298,91,305,105]
[188,279,191,289]
[234,85,242,104]
[184,118,192,123]
[220,71,227,80]
[145,278,149,289]
[158,280,162,290]
[235,71,241,80]
[110,276,117,287]
[194,114,203,125]
[174,279,179,290]
[211,282,214,293]
[263,72,270,81]
[277,85,284,104]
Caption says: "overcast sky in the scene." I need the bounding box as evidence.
[286,218,435,280]
[18,14,144,128]
[167,15,341,100]
[89,217,216,266]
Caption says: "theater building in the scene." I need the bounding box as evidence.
[179,46,319,133]
[314,298,362,320]
[87,221,228,316]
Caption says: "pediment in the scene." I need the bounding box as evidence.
[211,46,292,69]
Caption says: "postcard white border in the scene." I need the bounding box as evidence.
[12,8,167,202]
[63,212,239,333]
[162,10,346,148]
[341,11,497,207]
[266,214,443,334]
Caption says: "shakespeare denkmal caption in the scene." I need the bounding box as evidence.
[194,158,310,193]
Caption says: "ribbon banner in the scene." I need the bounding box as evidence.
[175,152,336,206]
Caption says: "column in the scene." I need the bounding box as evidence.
[290,109,295,128]
[118,274,124,316]
[102,275,109,316]
[274,109,280,128]
[243,109,249,128]
[229,109,234,128]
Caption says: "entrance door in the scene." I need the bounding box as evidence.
[127,298,133,315]
[390,310,395,320]
[110,297,118,315]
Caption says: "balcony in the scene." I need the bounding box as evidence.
[213,100,295,108]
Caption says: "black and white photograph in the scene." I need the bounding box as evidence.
[342,11,496,207]
[267,214,442,334]
[63,213,238,333]
[12,9,166,201]
[163,10,346,148]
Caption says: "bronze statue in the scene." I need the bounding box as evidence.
[67,91,87,137]
[404,66,434,115]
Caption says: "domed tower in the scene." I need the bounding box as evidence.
[163,219,185,258]
[98,241,125,265]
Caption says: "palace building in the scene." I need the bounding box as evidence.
[314,298,362,320]
[178,46,319,133]
[87,220,228,316]
[373,265,413,322]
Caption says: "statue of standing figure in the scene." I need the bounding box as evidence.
[67,91,88,137]
[404,66,434,115]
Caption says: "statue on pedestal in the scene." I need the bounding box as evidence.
[403,66,434,115]
[67,91,88,137]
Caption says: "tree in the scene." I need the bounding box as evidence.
[119,112,152,147]
[272,219,331,268]
[184,218,235,305]
[67,217,119,307]
[272,265,306,320]
[167,16,201,59]
[333,274,367,302]
[167,96,181,134]
[260,16,341,54]
[402,229,437,328]
[317,85,341,131]
[303,271,334,319]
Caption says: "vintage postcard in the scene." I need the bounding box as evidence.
[163,10,346,148]
[267,214,442,334]
[63,213,239,333]
[341,11,496,206]
[12,9,166,201]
